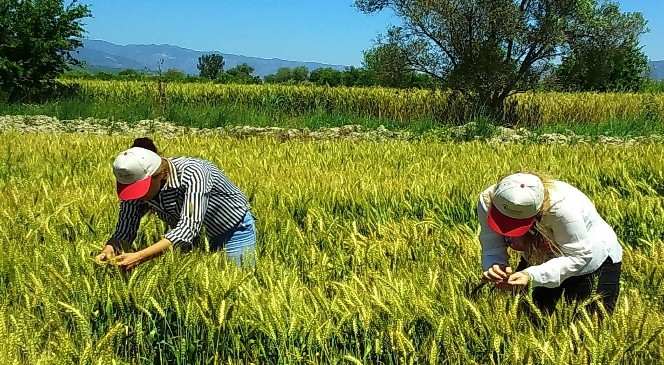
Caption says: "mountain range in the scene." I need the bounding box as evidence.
[73,39,347,77]
[74,39,663,81]
[650,61,664,81]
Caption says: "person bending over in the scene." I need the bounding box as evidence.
[95,137,256,269]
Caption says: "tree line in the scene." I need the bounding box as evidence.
[60,48,437,89]
[60,46,664,94]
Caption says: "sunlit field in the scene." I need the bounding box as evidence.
[0,132,662,364]
[40,80,664,130]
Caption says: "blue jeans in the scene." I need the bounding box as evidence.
[209,210,256,267]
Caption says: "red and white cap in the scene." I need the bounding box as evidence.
[488,173,545,237]
[112,147,162,201]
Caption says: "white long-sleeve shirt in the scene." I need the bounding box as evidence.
[477,180,623,288]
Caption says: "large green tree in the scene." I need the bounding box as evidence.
[219,63,261,84]
[309,67,343,86]
[354,0,649,121]
[0,0,91,102]
[555,2,649,92]
[162,68,186,82]
[264,66,309,84]
[197,53,224,80]
[264,67,293,84]
[341,66,374,87]
[362,43,412,88]
[291,66,309,83]
[362,43,435,88]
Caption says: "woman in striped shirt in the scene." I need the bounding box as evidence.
[95,138,256,269]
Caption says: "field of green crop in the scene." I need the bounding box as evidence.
[3,81,664,137]
[63,80,664,126]
[0,131,663,364]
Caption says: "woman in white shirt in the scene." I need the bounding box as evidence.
[477,172,623,315]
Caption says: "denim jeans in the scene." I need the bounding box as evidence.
[209,210,257,267]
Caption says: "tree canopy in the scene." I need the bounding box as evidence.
[197,54,225,80]
[354,0,650,120]
[0,0,91,102]
[555,1,649,92]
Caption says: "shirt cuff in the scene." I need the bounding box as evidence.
[523,267,544,287]
[164,229,192,248]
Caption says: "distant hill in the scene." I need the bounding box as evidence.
[73,39,347,77]
[71,39,663,81]
[650,61,664,81]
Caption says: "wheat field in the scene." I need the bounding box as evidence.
[0,132,663,364]
[65,80,664,126]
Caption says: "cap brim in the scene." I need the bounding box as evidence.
[487,204,536,237]
[116,176,152,201]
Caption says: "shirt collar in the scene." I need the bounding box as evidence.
[161,158,181,190]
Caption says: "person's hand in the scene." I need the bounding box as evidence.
[482,264,513,283]
[114,252,144,270]
[507,271,531,289]
[494,281,515,291]
[494,272,530,292]
[95,245,116,263]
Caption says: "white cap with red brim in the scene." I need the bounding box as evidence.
[487,173,545,237]
[112,147,162,201]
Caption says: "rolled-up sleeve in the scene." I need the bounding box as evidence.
[524,205,593,288]
[477,190,510,270]
[110,200,149,246]
[164,165,211,247]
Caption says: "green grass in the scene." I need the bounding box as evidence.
[529,117,664,137]
[2,99,662,138]
[0,99,441,132]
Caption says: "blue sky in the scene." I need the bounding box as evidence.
[82,0,663,67]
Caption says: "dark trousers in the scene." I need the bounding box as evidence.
[516,256,622,316]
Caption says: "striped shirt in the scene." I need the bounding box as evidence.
[110,157,250,248]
